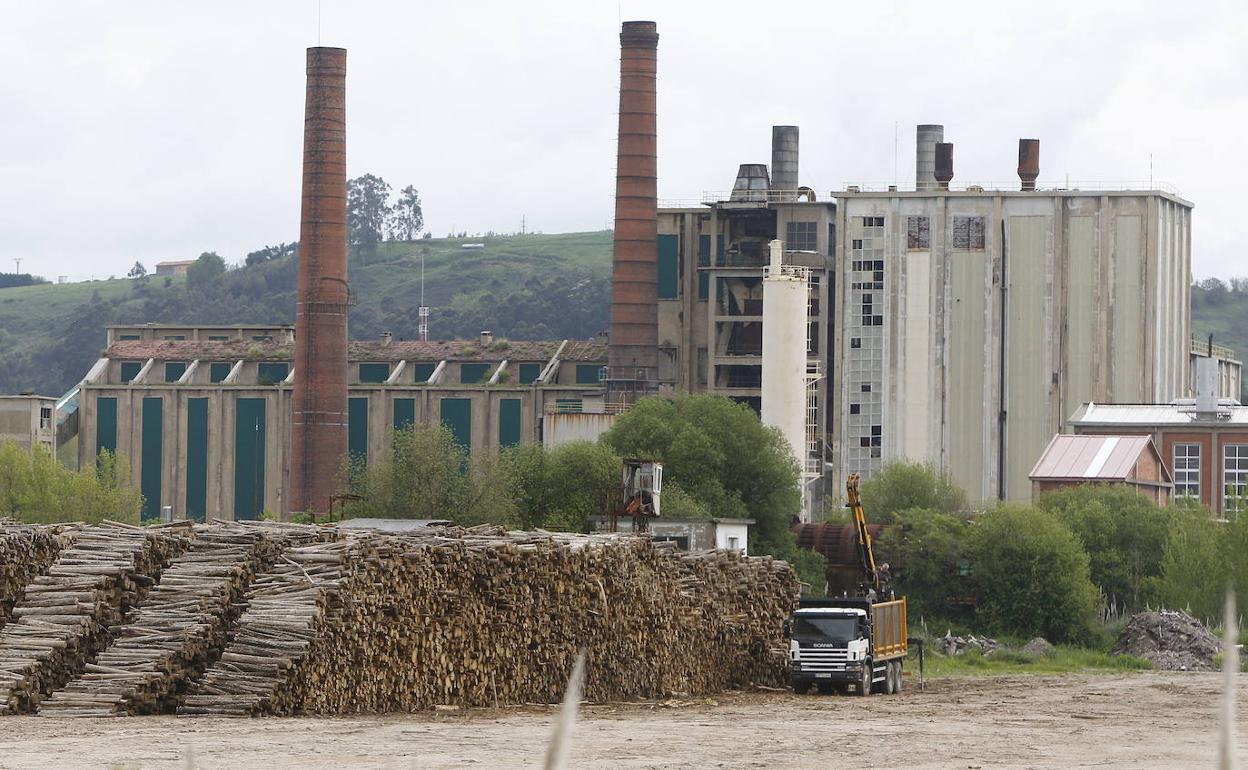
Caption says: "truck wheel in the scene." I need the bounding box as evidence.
[893,662,903,694]
[882,662,895,694]
[858,662,872,696]
[792,681,810,695]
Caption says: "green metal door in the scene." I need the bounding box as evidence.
[233,398,266,521]
[440,398,472,450]
[95,397,117,457]
[186,398,208,522]
[499,398,521,448]
[393,398,416,431]
[349,397,369,462]
[657,234,679,299]
[140,397,163,520]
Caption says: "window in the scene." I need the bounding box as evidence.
[163,335,186,341]
[208,335,230,341]
[120,361,143,383]
[39,407,52,430]
[257,362,290,385]
[251,335,273,342]
[575,364,603,385]
[952,216,986,250]
[906,216,930,249]
[119,334,141,341]
[164,362,187,382]
[1224,445,1248,517]
[850,403,860,415]
[1174,443,1201,499]
[859,216,884,228]
[209,362,233,383]
[727,536,740,552]
[358,363,391,383]
[786,221,818,252]
[460,362,490,384]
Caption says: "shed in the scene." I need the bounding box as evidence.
[1029,434,1173,504]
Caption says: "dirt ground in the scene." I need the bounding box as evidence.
[1,671,1245,769]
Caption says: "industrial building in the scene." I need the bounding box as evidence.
[0,395,56,454]
[71,324,605,520]
[1028,434,1172,505]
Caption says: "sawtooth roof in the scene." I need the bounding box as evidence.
[105,338,607,363]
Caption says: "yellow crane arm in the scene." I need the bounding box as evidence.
[846,473,879,593]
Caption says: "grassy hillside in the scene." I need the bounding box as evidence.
[0,231,613,398]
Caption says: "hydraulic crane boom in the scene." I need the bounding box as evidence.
[846,473,879,595]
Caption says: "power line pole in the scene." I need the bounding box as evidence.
[13,258,21,275]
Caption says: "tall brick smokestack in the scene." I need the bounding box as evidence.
[289,47,348,515]
[608,21,659,401]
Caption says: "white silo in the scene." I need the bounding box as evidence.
[761,239,813,520]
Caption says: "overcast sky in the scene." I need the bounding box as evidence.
[2,0,1245,281]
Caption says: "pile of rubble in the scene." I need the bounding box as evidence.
[937,632,1001,656]
[1111,610,1220,671]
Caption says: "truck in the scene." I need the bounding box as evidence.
[786,473,908,695]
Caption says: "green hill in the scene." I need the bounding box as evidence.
[0,232,613,398]
[1191,280,1248,397]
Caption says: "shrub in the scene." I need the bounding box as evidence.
[877,507,972,621]
[1157,503,1228,621]
[0,442,141,524]
[969,505,1101,644]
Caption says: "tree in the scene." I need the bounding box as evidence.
[500,441,621,530]
[389,185,424,241]
[245,242,297,266]
[603,396,800,551]
[185,251,227,291]
[876,508,971,622]
[969,505,1101,643]
[859,461,967,524]
[0,442,142,524]
[347,174,392,249]
[1035,484,1170,611]
[1158,501,1227,622]
[126,261,147,280]
[342,424,515,526]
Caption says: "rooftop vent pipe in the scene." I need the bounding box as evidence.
[290,46,349,517]
[935,142,954,190]
[770,125,799,199]
[607,21,660,400]
[915,124,944,190]
[1018,139,1040,191]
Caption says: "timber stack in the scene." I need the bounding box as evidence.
[183,527,800,716]
[0,522,190,713]
[0,522,73,631]
[38,522,335,717]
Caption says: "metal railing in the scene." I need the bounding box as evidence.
[1192,336,1239,361]
[835,180,1185,197]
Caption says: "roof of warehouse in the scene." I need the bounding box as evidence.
[1029,434,1170,482]
[104,338,607,363]
[1070,402,1248,426]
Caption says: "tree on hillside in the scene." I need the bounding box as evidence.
[389,185,424,241]
[859,461,967,524]
[185,252,227,291]
[127,262,147,280]
[245,242,297,266]
[347,174,392,249]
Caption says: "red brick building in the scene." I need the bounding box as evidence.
[1029,434,1172,505]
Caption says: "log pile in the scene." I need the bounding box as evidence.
[38,523,335,717]
[0,523,73,631]
[183,528,799,716]
[0,522,190,713]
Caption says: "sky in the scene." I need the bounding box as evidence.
[1,0,1245,281]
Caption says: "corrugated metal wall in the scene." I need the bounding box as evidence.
[1112,215,1143,401]
[1005,216,1051,499]
[1064,216,1096,420]
[947,253,988,499]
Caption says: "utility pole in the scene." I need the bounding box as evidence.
[13,258,21,275]
[521,215,526,236]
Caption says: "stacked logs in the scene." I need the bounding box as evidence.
[0,522,190,713]
[0,523,73,631]
[183,528,799,716]
[38,523,335,717]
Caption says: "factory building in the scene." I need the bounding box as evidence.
[829,129,1194,503]
[0,395,56,454]
[72,325,606,520]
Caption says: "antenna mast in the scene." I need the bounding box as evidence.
[417,251,430,341]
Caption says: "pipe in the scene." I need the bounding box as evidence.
[934,142,954,190]
[770,125,799,198]
[607,21,660,399]
[1018,138,1040,191]
[915,124,944,190]
[289,47,349,517]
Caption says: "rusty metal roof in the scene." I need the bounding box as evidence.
[105,338,607,363]
[1029,434,1161,481]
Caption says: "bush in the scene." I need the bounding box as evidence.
[0,443,141,524]
[1036,484,1170,611]
[500,441,620,531]
[859,461,967,524]
[877,507,972,621]
[969,505,1101,644]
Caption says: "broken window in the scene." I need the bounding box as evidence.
[952,216,986,250]
[907,216,930,249]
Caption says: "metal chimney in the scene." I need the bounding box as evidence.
[730,163,771,202]
[290,47,349,517]
[915,124,944,190]
[935,142,954,190]
[607,21,660,403]
[770,125,799,199]
[1018,139,1040,191]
